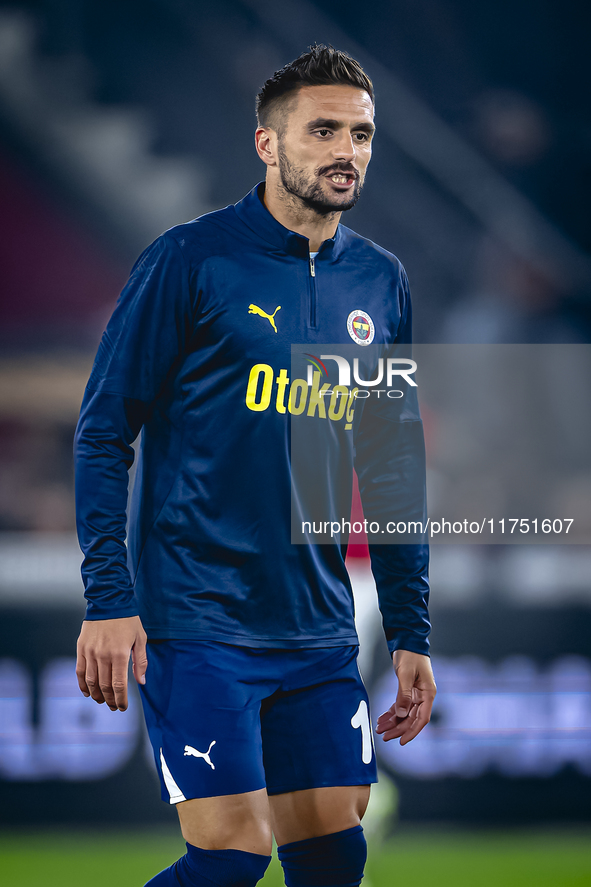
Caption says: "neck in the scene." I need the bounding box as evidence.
[263,176,340,253]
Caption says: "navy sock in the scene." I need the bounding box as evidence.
[143,842,271,886]
[277,825,367,887]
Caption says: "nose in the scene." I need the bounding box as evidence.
[331,131,356,163]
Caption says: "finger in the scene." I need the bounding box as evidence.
[394,668,415,719]
[377,702,419,736]
[378,704,421,741]
[382,700,429,745]
[376,684,432,734]
[111,654,129,712]
[376,718,406,735]
[85,657,106,705]
[397,692,436,745]
[97,656,117,711]
[400,706,431,745]
[376,711,396,732]
[376,701,400,725]
[376,703,413,734]
[132,636,148,687]
[75,651,90,697]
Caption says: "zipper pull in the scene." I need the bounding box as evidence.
[309,256,316,277]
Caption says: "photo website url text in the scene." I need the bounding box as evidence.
[301,518,574,537]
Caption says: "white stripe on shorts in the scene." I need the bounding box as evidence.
[160,748,186,804]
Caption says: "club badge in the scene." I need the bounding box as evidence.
[347,309,375,345]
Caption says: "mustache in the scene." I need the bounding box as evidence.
[316,163,360,179]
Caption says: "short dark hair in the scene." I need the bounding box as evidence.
[256,44,374,132]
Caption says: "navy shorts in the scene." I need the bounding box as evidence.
[140,641,378,803]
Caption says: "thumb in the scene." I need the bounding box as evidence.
[132,635,148,686]
[395,673,414,719]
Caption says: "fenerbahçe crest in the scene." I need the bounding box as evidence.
[347,309,374,345]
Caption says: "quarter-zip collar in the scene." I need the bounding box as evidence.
[234,182,343,261]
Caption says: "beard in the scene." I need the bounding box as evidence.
[277,144,363,215]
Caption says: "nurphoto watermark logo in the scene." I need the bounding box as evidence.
[305,353,417,399]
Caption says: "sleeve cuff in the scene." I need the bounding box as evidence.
[387,633,430,657]
[84,603,140,621]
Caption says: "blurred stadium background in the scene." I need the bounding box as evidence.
[0,0,590,884]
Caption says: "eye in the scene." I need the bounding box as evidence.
[316,129,331,137]
[354,132,370,142]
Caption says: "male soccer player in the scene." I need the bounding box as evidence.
[75,45,436,887]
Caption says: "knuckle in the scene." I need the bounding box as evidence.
[95,651,113,662]
[112,651,129,661]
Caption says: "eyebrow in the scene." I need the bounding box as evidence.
[306,117,376,135]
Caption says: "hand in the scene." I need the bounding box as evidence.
[376,650,436,746]
[76,616,148,712]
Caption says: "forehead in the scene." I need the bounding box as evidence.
[289,84,374,125]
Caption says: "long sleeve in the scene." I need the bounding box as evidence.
[354,271,431,656]
[74,233,194,620]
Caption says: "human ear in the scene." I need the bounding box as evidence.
[255,127,278,167]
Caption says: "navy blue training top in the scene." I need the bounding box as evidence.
[74,183,431,655]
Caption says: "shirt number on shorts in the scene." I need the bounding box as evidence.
[351,700,373,764]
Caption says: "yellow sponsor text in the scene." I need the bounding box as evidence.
[245,365,357,428]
